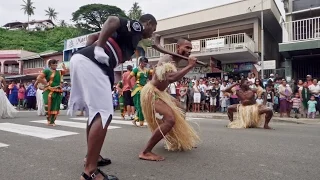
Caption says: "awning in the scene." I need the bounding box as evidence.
[5,74,37,80]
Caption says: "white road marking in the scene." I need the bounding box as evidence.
[69,117,148,125]
[70,116,123,121]
[31,120,121,130]
[0,123,78,139]
[0,143,9,148]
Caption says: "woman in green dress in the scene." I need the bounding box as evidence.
[128,57,152,126]
[36,59,68,126]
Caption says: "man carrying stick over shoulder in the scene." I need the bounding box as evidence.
[139,38,200,161]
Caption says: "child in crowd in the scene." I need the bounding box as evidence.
[220,92,229,113]
[307,95,317,119]
[291,93,301,119]
[112,86,119,111]
[256,95,264,105]
[273,94,279,113]
[265,86,274,109]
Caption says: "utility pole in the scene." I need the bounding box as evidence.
[261,0,264,78]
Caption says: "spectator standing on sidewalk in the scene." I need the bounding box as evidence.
[291,93,302,119]
[308,95,317,119]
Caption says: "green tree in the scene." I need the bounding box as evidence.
[128,2,143,20]
[21,0,36,29]
[72,4,127,33]
[59,20,67,27]
[45,7,58,21]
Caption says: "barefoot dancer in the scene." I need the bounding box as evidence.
[139,38,200,161]
[128,56,153,126]
[224,79,273,129]
[36,59,67,126]
[67,14,157,180]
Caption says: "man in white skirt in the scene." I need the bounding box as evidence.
[68,14,157,180]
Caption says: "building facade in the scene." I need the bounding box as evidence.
[63,0,283,81]
[3,20,55,31]
[280,0,320,80]
[21,51,63,76]
[146,0,283,79]
[0,50,36,76]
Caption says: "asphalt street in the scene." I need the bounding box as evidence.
[1,110,320,180]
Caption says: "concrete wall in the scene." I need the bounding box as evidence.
[156,0,275,32]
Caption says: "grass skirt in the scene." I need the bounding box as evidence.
[141,83,200,151]
[227,104,264,128]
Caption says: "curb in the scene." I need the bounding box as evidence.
[185,114,311,124]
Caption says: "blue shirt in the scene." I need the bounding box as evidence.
[26,84,36,97]
[308,100,317,112]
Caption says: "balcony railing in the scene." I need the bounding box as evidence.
[283,16,320,42]
[146,33,255,59]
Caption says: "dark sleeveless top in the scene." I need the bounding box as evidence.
[75,17,143,88]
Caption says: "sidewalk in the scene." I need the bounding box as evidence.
[186,112,320,125]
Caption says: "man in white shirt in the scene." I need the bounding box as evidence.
[169,82,177,98]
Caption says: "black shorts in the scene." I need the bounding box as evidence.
[123,90,134,106]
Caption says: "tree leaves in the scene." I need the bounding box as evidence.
[0,27,83,53]
[72,4,127,32]
[128,2,143,20]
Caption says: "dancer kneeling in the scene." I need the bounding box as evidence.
[224,79,273,129]
[139,38,200,161]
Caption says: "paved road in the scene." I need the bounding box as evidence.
[1,111,320,180]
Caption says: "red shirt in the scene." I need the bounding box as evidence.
[122,71,136,91]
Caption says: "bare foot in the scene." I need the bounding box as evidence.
[264,125,274,130]
[139,152,165,161]
[132,120,138,127]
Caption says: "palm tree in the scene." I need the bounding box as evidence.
[59,20,67,27]
[128,2,142,20]
[21,0,36,29]
[45,7,58,21]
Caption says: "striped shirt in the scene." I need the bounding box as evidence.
[292,98,301,109]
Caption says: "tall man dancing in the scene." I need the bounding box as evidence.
[128,56,153,126]
[68,14,157,180]
[139,38,200,161]
[224,79,273,129]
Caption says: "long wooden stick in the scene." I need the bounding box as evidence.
[151,34,208,66]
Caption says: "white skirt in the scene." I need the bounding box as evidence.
[36,89,45,116]
[67,54,113,129]
[0,89,17,118]
[194,92,201,104]
[210,97,216,106]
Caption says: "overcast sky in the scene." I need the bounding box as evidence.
[0,0,284,26]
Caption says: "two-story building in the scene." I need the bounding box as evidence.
[279,0,320,80]
[3,20,55,31]
[0,50,36,76]
[20,50,63,76]
[62,0,283,81]
[146,0,283,79]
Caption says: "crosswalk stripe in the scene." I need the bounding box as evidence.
[0,143,9,148]
[0,123,78,139]
[70,116,123,121]
[69,117,148,126]
[31,120,121,130]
